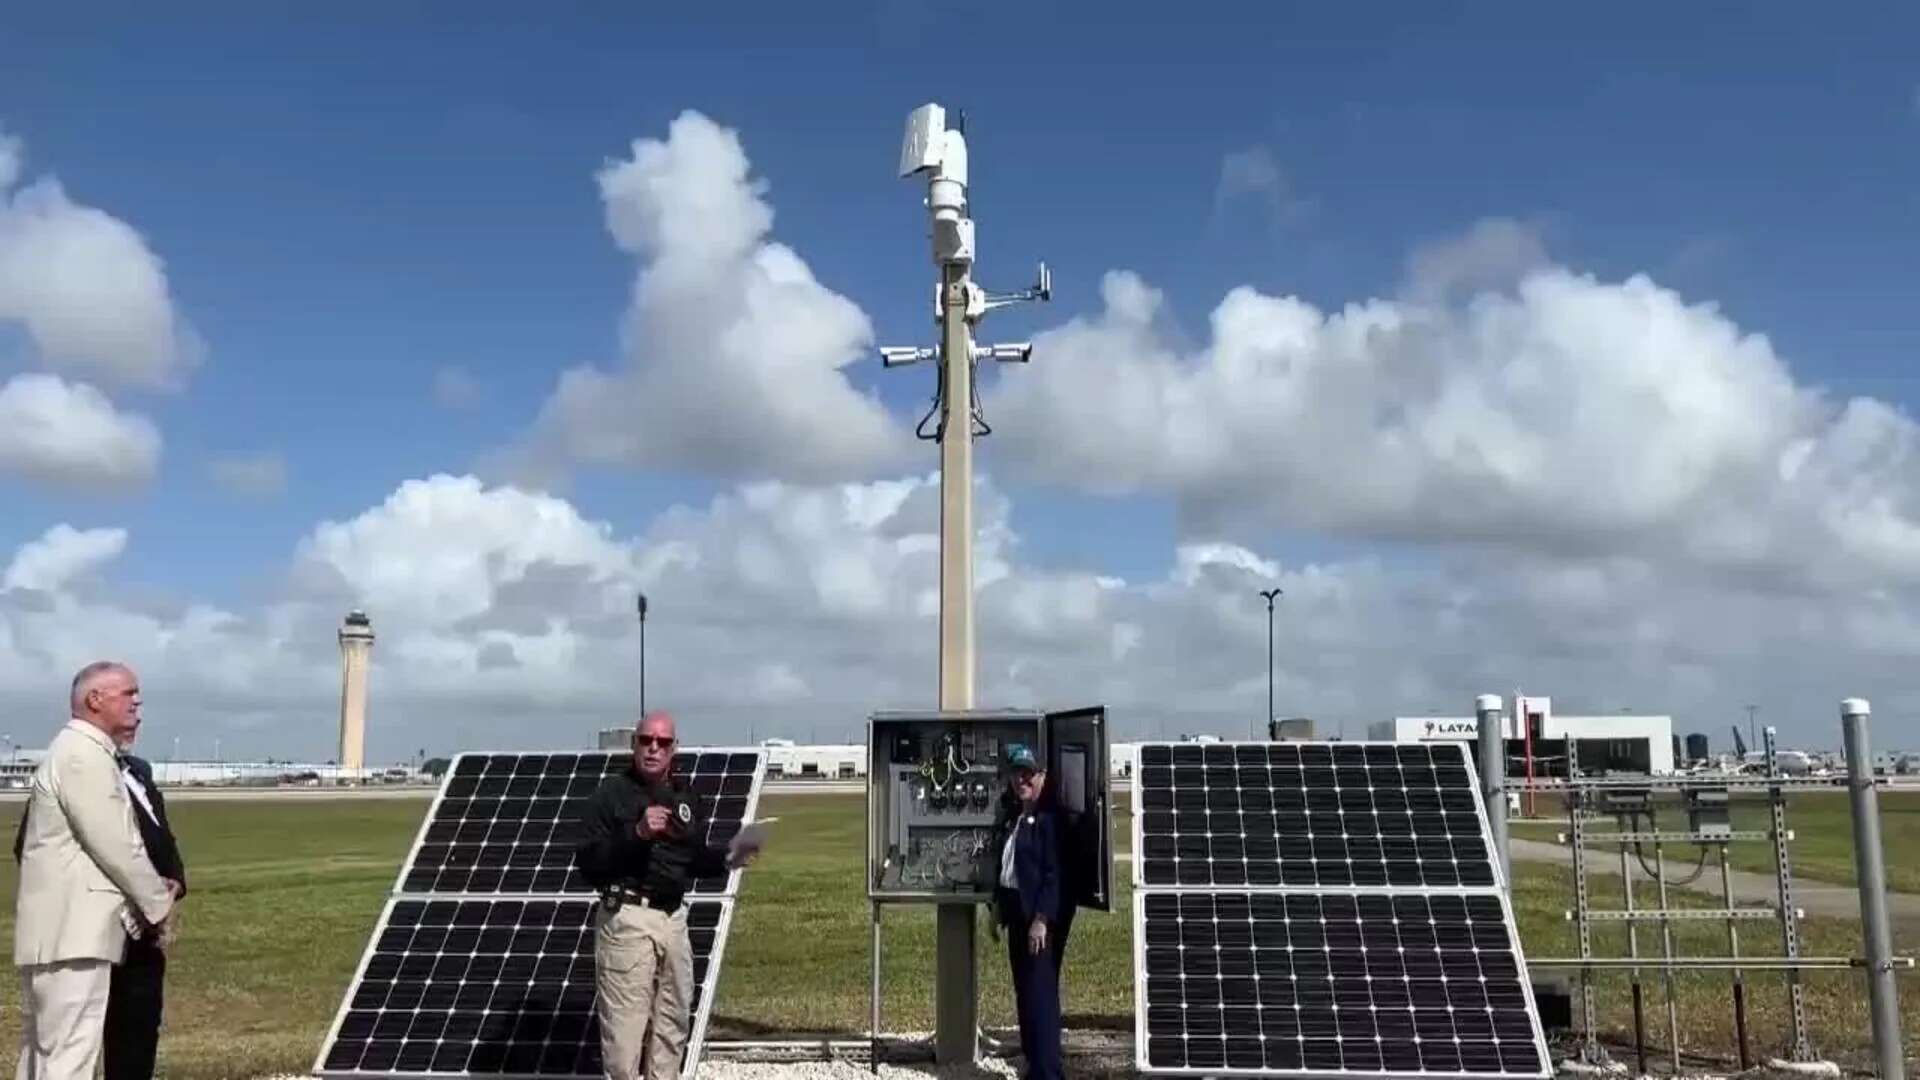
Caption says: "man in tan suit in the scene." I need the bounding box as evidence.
[14,662,176,1080]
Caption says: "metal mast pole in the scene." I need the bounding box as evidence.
[883,103,1050,1067]
[939,262,974,713]
[1474,694,1510,890]
[931,258,978,1068]
[1841,698,1904,1080]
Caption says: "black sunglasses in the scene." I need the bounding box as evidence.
[634,735,675,749]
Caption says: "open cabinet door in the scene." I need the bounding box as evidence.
[1044,706,1112,912]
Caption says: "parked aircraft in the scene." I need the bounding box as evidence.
[1730,726,1816,775]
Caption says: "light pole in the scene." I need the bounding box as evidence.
[1259,588,1283,740]
[637,592,649,717]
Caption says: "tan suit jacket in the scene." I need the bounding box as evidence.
[12,720,174,966]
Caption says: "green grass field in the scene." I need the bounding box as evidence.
[1508,789,1920,894]
[0,792,1913,1077]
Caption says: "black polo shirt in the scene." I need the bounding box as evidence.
[574,768,729,910]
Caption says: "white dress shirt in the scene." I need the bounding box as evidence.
[119,762,160,828]
[999,814,1024,889]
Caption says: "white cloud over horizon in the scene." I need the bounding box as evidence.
[1,469,1915,764]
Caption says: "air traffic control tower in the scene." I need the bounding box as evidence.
[338,609,375,773]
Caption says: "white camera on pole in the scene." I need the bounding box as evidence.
[899,103,974,266]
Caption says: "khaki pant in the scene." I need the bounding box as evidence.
[16,959,113,1080]
[595,902,692,1080]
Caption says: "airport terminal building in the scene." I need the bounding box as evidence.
[1370,696,1676,776]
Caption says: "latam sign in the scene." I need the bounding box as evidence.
[1395,716,1491,742]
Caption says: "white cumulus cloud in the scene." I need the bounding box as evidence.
[2,524,127,592]
[0,373,161,488]
[988,248,1920,594]
[502,110,902,486]
[0,129,197,388]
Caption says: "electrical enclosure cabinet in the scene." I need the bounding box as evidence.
[867,708,1112,910]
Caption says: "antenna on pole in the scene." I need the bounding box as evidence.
[879,101,1052,1068]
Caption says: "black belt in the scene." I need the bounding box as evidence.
[602,887,682,913]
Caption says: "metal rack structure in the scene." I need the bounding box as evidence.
[1475,699,1911,1078]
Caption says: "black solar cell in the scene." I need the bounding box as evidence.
[318,747,765,1080]
[1132,740,1547,1078]
[322,891,725,1076]
[404,751,762,896]
[1138,890,1544,1077]
[1136,741,1496,890]
[320,897,731,1076]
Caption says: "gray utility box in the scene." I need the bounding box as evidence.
[866,708,1112,910]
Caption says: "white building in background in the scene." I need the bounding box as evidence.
[0,751,44,789]
[0,751,414,789]
[758,739,1143,781]
[761,740,864,780]
[1371,696,1675,775]
[144,760,408,786]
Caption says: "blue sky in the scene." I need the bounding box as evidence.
[3,5,1919,756]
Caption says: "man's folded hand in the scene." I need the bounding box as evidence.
[155,907,180,950]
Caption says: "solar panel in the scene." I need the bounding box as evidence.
[315,747,766,1080]
[1130,740,1549,1079]
[317,897,734,1077]
[1135,890,1547,1077]
[403,751,764,897]
[1133,742,1496,889]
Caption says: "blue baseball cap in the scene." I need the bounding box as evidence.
[1005,743,1039,771]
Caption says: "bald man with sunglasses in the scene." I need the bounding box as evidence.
[574,712,762,1080]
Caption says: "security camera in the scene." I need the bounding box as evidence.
[976,343,1032,364]
[880,346,935,368]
